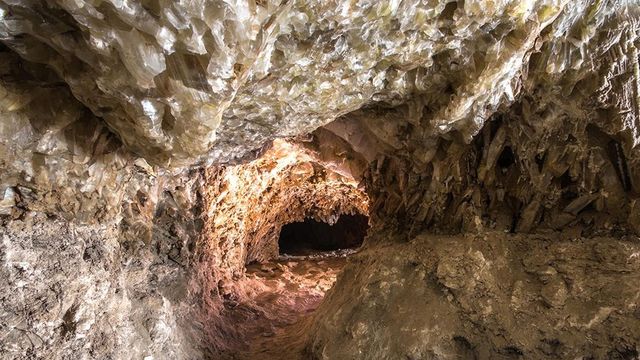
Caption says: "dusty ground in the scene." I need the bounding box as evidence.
[219,250,355,360]
[309,231,640,359]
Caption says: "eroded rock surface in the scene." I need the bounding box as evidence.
[0,0,608,165]
[310,231,640,359]
[324,2,640,237]
[220,251,352,359]
[1,0,640,359]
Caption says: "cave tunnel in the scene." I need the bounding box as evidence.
[6,2,640,359]
[278,214,369,255]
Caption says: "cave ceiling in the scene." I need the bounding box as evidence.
[2,0,636,167]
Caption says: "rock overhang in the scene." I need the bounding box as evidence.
[3,0,630,167]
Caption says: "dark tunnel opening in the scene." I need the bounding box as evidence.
[278,214,369,255]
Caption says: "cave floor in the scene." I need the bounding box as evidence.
[220,249,354,359]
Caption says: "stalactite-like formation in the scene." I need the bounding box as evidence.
[1,1,640,359]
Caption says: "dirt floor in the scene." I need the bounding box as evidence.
[219,249,355,359]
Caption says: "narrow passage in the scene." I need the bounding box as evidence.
[221,215,368,359]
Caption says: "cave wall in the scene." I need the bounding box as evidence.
[0,52,366,358]
[310,231,640,359]
[0,49,209,358]
[0,0,583,166]
[1,0,640,359]
[189,139,368,354]
[308,3,640,359]
[201,140,367,269]
[320,3,640,238]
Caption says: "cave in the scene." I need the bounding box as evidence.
[2,2,640,360]
[278,214,369,255]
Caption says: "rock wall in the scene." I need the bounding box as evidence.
[0,55,365,358]
[0,0,581,165]
[1,0,640,359]
[307,3,640,359]
[1,215,199,359]
[190,139,368,354]
[310,231,640,359]
[0,49,208,358]
[319,2,640,237]
[0,62,365,357]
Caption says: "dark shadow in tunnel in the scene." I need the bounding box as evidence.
[278,214,369,255]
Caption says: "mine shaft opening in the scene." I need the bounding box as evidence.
[278,214,369,256]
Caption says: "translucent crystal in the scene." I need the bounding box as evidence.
[0,0,633,167]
